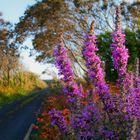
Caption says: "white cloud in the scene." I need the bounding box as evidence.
[20,51,58,80]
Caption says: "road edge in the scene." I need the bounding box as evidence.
[23,124,33,140]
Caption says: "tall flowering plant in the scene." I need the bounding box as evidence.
[111,6,140,117]
[53,33,81,105]
[111,6,131,93]
[82,21,115,120]
[50,33,85,137]
[126,58,140,139]
[111,6,140,139]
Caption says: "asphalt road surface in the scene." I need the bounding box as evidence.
[0,89,47,140]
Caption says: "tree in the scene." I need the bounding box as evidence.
[0,14,19,86]
[128,1,140,29]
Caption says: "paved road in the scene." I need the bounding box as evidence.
[0,89,47,140]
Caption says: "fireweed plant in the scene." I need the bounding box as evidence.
[111,6,131,94]
[52,33,82,112]
[49,6,140,140]
[82,21,116,120]
[111,6,140,139]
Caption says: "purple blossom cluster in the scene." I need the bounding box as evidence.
[53,38,81,103]
[82,22,115,118]
[111,29,132,92]
[126,88,140,119]
[111,7,140,123]
[111,6,131,93]
[100,128,118,140]
[111,30,129,77]
[83,33,105,85]
[48,108,69,135]
[53,44,75,83]
[72,105,101,138]
[125,61,140,119]
[82,24,109,97]
[110,6,140,139]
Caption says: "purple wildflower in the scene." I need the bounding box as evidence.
[126,88,140,119]
[83,21,109,96]
[111,6,131,93]
[53,33,81,104]
[49,108,69,134]
[111,30,129,77]
[126,58,140,119]
[100,128,119,140]
[72,104,100,138]
[83,21,115,118]
[53,45,75,84]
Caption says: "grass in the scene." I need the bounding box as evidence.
[0,93,23,107]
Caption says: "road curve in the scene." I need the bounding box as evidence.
[0,89,47,140]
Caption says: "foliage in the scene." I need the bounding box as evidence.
[97,31,118,81]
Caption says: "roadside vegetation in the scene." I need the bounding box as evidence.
[31,80,119,139]
[0,13,47,107]
[0,71,47,107]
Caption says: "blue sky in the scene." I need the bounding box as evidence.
[0,0,57,79]
[0,0,36,23]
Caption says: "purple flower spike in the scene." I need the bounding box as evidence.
[53,33,82,110]
[111,6,131,93]
[83,21,115,116]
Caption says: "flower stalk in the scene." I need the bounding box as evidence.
[83,21,115,122]
[53,33,82,113]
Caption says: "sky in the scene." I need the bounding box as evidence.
[0,0,57,79]
[0,0,36,23]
